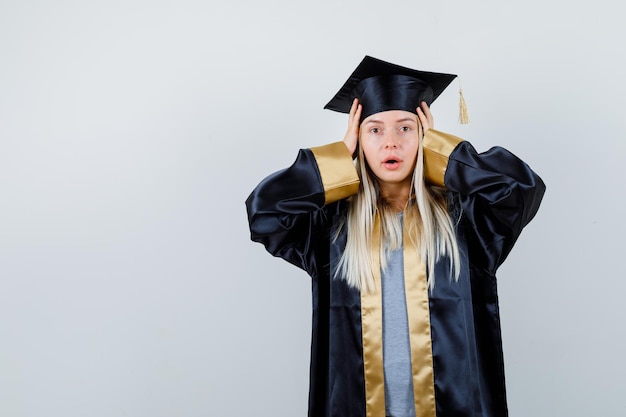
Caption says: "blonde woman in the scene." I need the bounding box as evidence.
[246,56,545,417]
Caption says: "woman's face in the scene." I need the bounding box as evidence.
[359,110,420,191]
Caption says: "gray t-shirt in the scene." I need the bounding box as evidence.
[382,240,415,417]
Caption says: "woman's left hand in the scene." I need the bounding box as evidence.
[416,101,434,133]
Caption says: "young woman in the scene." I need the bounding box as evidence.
[246,56,545,417]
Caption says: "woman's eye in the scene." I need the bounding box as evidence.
[370,127,380,134]
[400,126,410,132]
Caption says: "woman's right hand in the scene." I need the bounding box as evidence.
[343,98,362,157]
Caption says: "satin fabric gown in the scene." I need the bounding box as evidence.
[246,129,545,417]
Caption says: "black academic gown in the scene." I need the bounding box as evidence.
[245,129,545,417]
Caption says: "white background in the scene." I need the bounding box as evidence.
[1,1,624,416]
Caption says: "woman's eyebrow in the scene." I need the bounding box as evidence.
[396,117,417,124]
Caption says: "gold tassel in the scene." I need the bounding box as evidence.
[458,80,470,124]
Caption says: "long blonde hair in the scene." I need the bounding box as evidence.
[334,126,461,293]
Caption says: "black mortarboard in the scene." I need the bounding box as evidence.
[324,55,467,123]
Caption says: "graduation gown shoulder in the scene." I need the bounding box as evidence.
[245,130,546,417]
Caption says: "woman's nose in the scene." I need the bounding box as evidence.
[384,133,398,148]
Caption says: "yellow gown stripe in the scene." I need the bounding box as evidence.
[403,231,437,417]
[310,142,360,204]
[360,214,385,417]
[422,129,463,188]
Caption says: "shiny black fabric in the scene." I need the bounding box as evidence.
[355,75,433,121]
[245,139,545,417]
[246,149,365,416]
[324,56,457,119]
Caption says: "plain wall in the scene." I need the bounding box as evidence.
[1,0,624,416]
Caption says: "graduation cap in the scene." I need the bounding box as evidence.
[324,55,469,123]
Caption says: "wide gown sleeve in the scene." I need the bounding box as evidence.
[423,129,546,274]
[245,142,359,275]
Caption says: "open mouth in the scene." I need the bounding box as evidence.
[383,157,401,168]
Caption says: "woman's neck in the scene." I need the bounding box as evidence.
[379,183,412,212]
